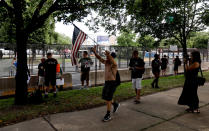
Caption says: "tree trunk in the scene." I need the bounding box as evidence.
[182,41,187,58]
[15,29,28,105]
[182,36,187,75]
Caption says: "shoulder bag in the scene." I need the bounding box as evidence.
[198,66,205,86]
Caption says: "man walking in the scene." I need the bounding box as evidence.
[44,53,58,98]
[92,46,120,122]
[151,54,161,88]
[173,56,181,75]
[79,51,93,89]
[129,50,145,104]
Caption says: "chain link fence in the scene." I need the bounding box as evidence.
[0,43,209,97]
[0,43,209,77]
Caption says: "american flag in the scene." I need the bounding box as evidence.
[71,25,87,66]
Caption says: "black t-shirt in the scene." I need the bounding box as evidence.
[44,58,58,76]
[174,58,181,67]
[161,58,168,67]
[129,58,145,78]
[152,59,161,71]
[38,63,45,76]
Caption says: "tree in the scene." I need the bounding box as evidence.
[52,32,71,45]
[117,31,137,46]
[28,17,55,45]
[126,0,208,58]
[137,35,155,51]
[160,38,181,48]
[0,0,122,105]
[187,32,209,49]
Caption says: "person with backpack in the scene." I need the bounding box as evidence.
[151,54,161,88]
[129,50,145,104]
[92,46,120,122]
[173,56,181,75]
[161,55,168,76]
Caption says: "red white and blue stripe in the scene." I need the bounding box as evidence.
[71,25,87,66]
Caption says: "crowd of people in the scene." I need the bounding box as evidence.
[25,52,61,99]
[91,46,202,122]
[10,47,202,122]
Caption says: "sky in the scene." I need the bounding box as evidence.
[55,21,109,39]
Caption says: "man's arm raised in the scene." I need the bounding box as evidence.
[92,46,106,64]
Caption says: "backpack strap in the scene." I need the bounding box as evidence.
[110,66,116,80]
[199,64,203,77]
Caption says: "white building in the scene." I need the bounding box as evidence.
[83,35,117,46]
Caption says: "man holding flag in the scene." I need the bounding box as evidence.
[92,46,120,122]
[71,25,120,122]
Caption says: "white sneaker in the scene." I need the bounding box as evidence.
[79,86,84,90]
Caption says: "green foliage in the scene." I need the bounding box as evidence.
[137,35,155,50]
[160,31,209,49]
[160,38,181,48]
[187,32,209,49]
[0,20,15,44]
[117,31,138,46]
[123,0,208,55]
[52,32,71,45]
[0,16,71,45]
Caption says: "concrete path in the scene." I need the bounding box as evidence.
[1,84,209,131]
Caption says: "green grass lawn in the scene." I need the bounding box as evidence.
[0,72,208,127]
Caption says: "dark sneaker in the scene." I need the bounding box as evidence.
[113,103,120,113]
[151,83,154,88]
[44,94,48,98]
[134,100,141,104]
[103,113,111,122]
[53,93,57,97]
[155,86,160,88]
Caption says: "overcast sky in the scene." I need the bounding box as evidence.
[55,21,109,39]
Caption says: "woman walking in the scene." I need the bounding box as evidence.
[178,51,201,113]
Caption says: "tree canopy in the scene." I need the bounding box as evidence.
[188,32,209,49]
[125,0,208,56]
[137,35,155,51]
[0,5,71,46]
[0,0,126,105]
[117,31,137,46]
[90,0,209,56]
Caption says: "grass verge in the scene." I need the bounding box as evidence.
[0,71,209,127]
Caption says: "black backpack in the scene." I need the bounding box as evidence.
[178,60,182,66]
[28,89,43,104]
[115,71,121,87]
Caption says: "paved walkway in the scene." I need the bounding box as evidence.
[1,83,209,131]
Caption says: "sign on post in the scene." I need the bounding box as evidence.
[170,45,178,52]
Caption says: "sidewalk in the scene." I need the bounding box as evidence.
[1,83,209,131]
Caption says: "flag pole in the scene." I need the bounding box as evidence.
[73,24,99,46]
[73,24,99,87]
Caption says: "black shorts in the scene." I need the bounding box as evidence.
[174,66,178,71]
[45,75,56,86]
[102,81,117,101]
[152,69,160,74]
[161,65,167,70]
[81,71,90,81]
